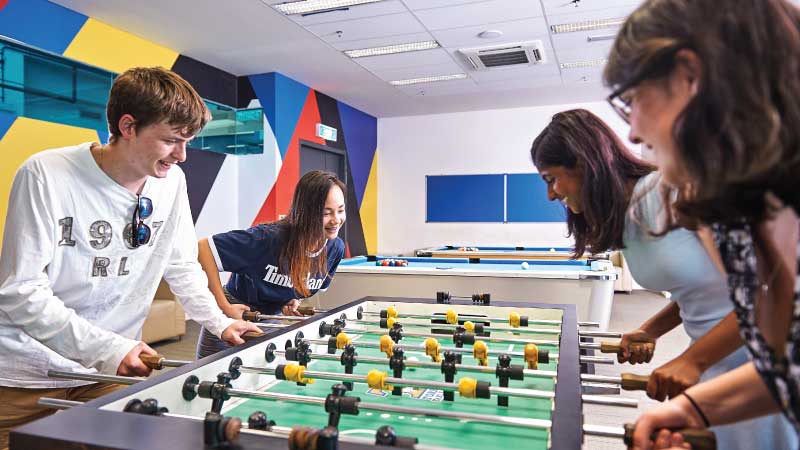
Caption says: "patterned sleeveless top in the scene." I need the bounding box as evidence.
[713,220,800,430]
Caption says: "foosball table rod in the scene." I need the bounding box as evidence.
[299,336,616,366]
[357,306,602,328]
[581,373,652,391]
[584,424,716,450]
[244,311,619,338]
[313,320,563,347]
[229,361,639,408]
[38,397,717,450]
[265,347,561,379]
[248,307,601,328]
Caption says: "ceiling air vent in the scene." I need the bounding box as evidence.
[458,40,546,71]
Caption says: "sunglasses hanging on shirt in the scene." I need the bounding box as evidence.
[130,195,153,248]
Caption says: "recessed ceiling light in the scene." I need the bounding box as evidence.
[272,0,385,15]
[550,18,625,34]
[344,41,440,58]
[587,33,616,42]
[478,30,504,39]
[389,74,467,86]
[559,59,607,69]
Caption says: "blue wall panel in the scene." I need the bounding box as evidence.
[426,175,504,222]
[507,173,566,222]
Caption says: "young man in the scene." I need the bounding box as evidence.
[0,67,261,449]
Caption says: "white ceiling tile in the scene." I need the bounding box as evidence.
[560,66,605,84]
[332,32,435,51]
[551,30,617,51]
[396,78,480,97]
[431,17,548,48]
[305,12,427,44]
[402,0,488,11]
[554,44,612,65]
[477,76,564,92]
[371,61,466,81]
[412,0,543,31]
[355,48,456,71]
[283,0,409,26]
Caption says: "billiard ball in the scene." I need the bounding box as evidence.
[521,262,529,270]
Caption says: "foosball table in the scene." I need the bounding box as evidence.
[12,297,716,450]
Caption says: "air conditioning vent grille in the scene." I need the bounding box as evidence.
[457,40,546,71]
[479,51,529,67]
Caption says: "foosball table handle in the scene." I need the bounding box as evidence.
[620,373,650,391]
[139,354,165,370]
[600,341,656,355]
[623,423,716,450]
[242,310,259,322]
[297,306,317,316]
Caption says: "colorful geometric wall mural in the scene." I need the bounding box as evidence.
[0,0,378,255]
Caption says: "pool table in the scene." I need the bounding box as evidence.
[313,256,618,330]
[415,245,610,260]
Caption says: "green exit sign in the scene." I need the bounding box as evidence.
[316,123,337,141]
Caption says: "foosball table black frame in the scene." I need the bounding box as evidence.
[10,296,583,450]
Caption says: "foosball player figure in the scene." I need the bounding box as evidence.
[495,354,523,407]
[441,351,458,402]
[389,347,406,396]
[340,344,358,391]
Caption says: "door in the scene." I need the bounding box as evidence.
[299,140,347,244]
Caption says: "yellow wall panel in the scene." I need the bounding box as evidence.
[359,150,378,254]
[0,117,100,250]
[63,18,179,74]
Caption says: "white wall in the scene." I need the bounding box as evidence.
[377,101,635,255]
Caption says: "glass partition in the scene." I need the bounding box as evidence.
[0,35,263,155]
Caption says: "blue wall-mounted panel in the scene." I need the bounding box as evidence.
[426,174,504,222]
[506,173,566,222]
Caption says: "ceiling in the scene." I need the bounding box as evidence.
[51,0,646,117]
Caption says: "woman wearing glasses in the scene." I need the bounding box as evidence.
[530,109,796,450]
[195,170,347,358]
[600,0,800,448]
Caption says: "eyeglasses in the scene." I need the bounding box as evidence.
[606,45,685,124]
[130,195,153,248]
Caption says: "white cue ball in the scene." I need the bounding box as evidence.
[520,262,529,270]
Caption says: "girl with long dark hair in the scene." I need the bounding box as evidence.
[195,170,346,358]
[531,109,796,450]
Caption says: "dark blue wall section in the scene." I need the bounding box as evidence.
[426,173,566,223]
[506,173,566,222]
[426,174,504,222]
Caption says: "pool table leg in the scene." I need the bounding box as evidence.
[587,280,614,331]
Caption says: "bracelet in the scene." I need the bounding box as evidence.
[682,391,711,427]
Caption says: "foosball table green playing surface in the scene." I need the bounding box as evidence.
[223,310,562,450]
